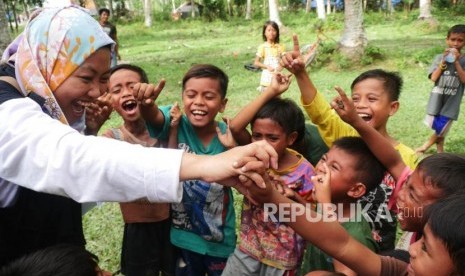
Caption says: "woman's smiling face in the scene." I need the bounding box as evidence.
[53,48,111,124]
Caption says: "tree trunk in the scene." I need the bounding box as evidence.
[190,0,195,18]
[144,0,152,27]
[316,0,325,19]
[22,0,30,19]
[386,0,393,15]
[109,0,114,16]
[339,0,366,61]
[305,0,310,13]
[326,0,331,14]
[245,0,252,19]
[0,0,12,57]
[268,0,282,26]
[418,0,432,19]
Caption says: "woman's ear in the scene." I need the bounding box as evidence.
[347,182,366,199]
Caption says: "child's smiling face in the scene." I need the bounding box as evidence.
[396,170,443,232]
[408,224,454,276]
[351,78,399,132]
[182,77,227,129]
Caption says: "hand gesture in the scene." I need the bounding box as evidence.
[281,34,306,75]
[216,117,238,149]
[330,86,362,127]
[132,79,166,106]
[170,102,182,127]
[266,72,293,97]
[85,92,113,135]
[311,163,331,204]
[210,140,278,188]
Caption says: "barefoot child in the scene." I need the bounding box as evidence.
[416,24,465,154]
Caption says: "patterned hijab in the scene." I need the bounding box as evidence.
[4,5,114,125]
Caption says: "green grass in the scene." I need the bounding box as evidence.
[83,11,465,272]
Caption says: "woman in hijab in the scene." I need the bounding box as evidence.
[0,5,276,266]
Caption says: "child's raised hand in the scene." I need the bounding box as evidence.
[216,117,238,149]
[330,86,361,127]
[132,79,166,106]
[311,163,331,204]
[281,34,306,75]
[267,72,293,96]
[170,102,182,127]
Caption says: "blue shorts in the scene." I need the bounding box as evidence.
[424,114,453,137]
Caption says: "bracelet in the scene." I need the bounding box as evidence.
[440,63,447,70]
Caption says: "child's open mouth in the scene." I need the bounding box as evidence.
[358,113,372,122]
[122,100,137,112]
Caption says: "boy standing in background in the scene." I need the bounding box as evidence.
[416,24,465,154]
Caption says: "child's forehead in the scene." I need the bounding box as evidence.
[326,147,357,164]
[448,32,465,39]
[408,170,443,201]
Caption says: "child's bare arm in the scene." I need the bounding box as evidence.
[281,34,319,105]
[332,87,406,180]
[246,174,382,275]
[168,102,181,149]
[132,80,166,127]
[430,50,450,82]
[229,73,292,145]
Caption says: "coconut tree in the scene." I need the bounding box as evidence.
[339,0,367,61]
[144,0,152,27]
[0,0,12,57]
[316,0,325,19]
[418,0,433,19]
[268,0,282,26]
[245,0,252,19]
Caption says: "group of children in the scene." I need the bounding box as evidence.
[2,9,465,275]
[80,22,465,276]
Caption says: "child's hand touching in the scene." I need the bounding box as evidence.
[84,92,113,135]
[216,117,238,149]
[132,79,166,106]
[170,102,181,127]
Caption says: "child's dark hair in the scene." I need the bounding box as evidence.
[332,137,385,192]
[424,194,465,275]
[351,69,402,101]
[98,8,110,16]
[416,153,465,198]
[0,244,101,276]
[110,64,149,83]
[447,24,465,37]
[251,97,305,144]
[182,64,228,99]
[262,21,280,44]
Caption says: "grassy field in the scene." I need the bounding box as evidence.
[83,10,465,272]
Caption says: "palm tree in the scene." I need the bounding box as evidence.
[144,0,152,27]
[0,0,12,57]
[268,0,282,26]
[339,0,367,61]
[418,0,433,19]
